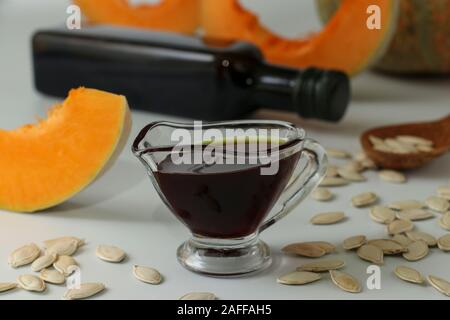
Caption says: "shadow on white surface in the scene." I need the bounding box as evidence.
[41,205,152,223]
[253,109,378,137]
[353,73,450,104]
[405,153,450,181]
[48,160,146,212]
[145,204,180,224]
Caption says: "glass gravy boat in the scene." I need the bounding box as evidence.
[132,120,327,276]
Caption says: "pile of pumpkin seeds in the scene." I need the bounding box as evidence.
[369,135,435,154]
[280,146,450,297]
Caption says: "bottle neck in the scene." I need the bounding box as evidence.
[250,64,350,122]
[251,63,300,112]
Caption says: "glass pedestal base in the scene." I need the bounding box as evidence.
[177,234,271,277]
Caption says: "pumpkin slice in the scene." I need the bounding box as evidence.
[202,0,399,75]
[74,0,200,34]
[0,88,131,213]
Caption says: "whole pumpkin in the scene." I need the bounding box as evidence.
[317,0,450,74]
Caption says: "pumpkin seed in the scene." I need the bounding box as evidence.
[0,283,17,293]
[396,135,433,147]
[403,241,429,261]
[387,219,414,235]
[405,231,437,247]
[417,144,434,152]
[179,292,217,300]
[46,238,79,256]
[378,170,406,183]
[326,148,351,159]
[385,138,418,154]
[438,212,450,230]
[396,208,434,221]
[425,196,449,213]
[329,270,361,293]
[394,266,424,284]
[63,283,105,300]
[343,160,364,173]
[17,274,46,292]
[389,200,423,211]
[311,188,333,201]
[382,138,403,149]
[351,192,378,207]
[342,235,366,250]
[354,151,367,161]
[428,275,450,297]
[8,243,41,268]
[282,243,327,258]
[310,212,346,225]
[370,206,396,224]
[374,143,395,153]
[297,260,345,272]
[376,139,405,153]
[31,253,57,272]
[338,168,366,182]
[96,245,126,263]
[326,165,339,178]
[43,237,84,249]
[305,241,336,253]
[360,158,376,170]
[400,134,425,147]
[277,271,321,285]
[368,239,406,255]
[369,135,384,146]
[53,255,78,276]
[437,186,450,200]
[40,269,65,285]
[392,234,412,247]
[319,177,349,187]
[133,265,162,285]
[437,234,450,251]
[357,244,384,264]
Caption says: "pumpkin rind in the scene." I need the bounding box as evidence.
[202,0,399,75]
[376,0,450,74]
[318,0,450,74]
[0,88,131,213]
[74,0,200,34]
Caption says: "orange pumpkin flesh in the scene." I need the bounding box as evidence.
[202,0,399,75]
[0,88,131,213]
[74,0,200,34]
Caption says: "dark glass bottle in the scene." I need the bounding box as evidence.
[33,26,350,121]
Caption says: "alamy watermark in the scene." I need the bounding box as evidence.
[66,265,82,290]
[66,4,383,31]
[366,265,382,290]
[170,121,283,176]
[367,4,382,30]
[66,5,81,30]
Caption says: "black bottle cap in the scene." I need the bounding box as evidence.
[294,68,350,122]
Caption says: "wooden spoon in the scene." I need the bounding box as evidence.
[361,114,450,170]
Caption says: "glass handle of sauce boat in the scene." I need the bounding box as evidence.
[259,138,328,233]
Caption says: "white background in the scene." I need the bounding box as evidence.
[0,0,449,300]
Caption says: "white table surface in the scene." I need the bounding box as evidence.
[1,0,449,300]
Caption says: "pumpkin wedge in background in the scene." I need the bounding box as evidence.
[202,0,399,75]
[74,0,201,34]
[0,88,131,213]
[318,0,450,74]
